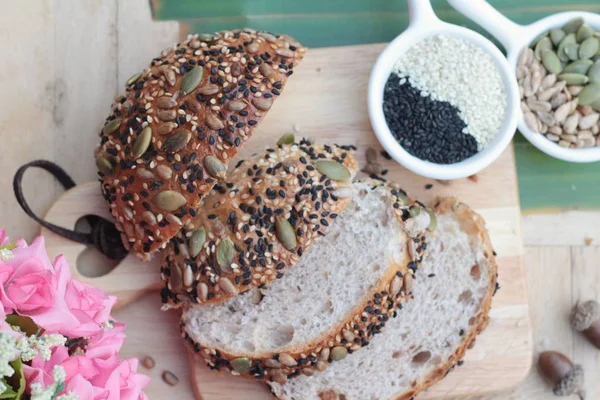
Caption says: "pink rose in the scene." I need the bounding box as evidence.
[0,229,7,245]
[64,279,117,337]
[91,357,149,400]
[86,322,126,361]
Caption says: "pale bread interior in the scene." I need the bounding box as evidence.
[269,206,492,400]
[182,182,407,354]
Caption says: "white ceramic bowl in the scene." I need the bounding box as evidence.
[449,0,600,163]
[368,0,520,180]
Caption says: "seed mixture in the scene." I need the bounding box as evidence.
[518,17,600,148]
[384,34,507,163]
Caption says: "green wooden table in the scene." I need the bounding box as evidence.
[151,0,600,211]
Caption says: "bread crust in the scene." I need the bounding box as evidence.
[310,197,498,400]
[181,180,431,383]
[95,29,306,258]
[160,140,359,308]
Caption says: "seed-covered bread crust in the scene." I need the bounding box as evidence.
[309,197,498,400]
[160,139,359,308]
[95,29,306,258]
[180,180,432,383]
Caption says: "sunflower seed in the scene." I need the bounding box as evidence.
[204,155,227,180]
[126,72,142,87]
[275,48,294,58]
[404,273,414,293]
[246,42,259,53]
[183,264,193,287]
[557,73,589,86]
[558,139,571,147]
[218,277,238,296]
[578,84,600,105]
[250,289,263,305]
[188,99,202,112]
[217,239,234,272]
[580,38,600,59]
[157,108,177,121]
[390,275,403,296]
[157,123,175,136]
[331,346,348,361]
[315,160,351,181]
[166,213,183,226]
[550,29,566,46]
[157,96,178,109]
[270,369,287,384]
[102,118,121,135]
[181,66,204,96]
[554,102,572,123]
[198,282,208,302]
[550,94,567,109]
[152,190,187,211]
[133,127,152,159]
[142,211,157,226]
[589,61,600,83]
[162,371,179,386]
[564,114,580,133]
[136,168,154,180]
[277,133,295,145]
[96,156,113,175]
[541,74,557,90]
[541,50,563,74]
[536,111,556,126]
[527,99,551,112]
[206,113,224,130]
[563,59,593,74]
[231,64,242,77]
[163,130,191,153]
[156,165,173,181]
[524,112,538,131]
[546,133,560,142]
[332,187,353,199]
[537,87,558,102]
[259,63,274,77]
[578,137,596,148]
[275,216,296,251]
[227,100,247,111]
[579,113,600,129]
[252,97,273,111]
[522,74,534,97]
[189,228,206,258]
[161,67,176,86]
[230,357,252,374]
[170,263,183,291]
[278,353,297,367]
[198,84,220,95]
[319,348,330,362]
[141,356,155,369]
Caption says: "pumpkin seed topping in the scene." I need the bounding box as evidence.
[189,228,206,258]
[133,127,152,159]
[126,72,142,87]
[276,133,295,146]
[217,238,234,271]
[180,66,204,96]
[331,346,348,361]
[152,190,187,211]
[96,156,113,175]
[315,160,351,181]
[275,216,297,251]
[230,358,252,374]
[102,118,121,135]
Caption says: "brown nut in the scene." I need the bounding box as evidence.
[571,300,600,349]
[538,351,585,399]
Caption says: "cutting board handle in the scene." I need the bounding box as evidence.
[43,181,161,308]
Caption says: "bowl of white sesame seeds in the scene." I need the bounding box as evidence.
[368,0,520,180]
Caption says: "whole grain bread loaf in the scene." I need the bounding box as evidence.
[268,197,498,400]
[95,29,305,258]
[160,138,359,308]
[180,180,432,383]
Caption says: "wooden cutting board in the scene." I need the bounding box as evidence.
[43,43,532,399]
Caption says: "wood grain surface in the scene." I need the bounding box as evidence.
[1,0,599,399]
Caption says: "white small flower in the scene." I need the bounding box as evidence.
[0,248,13,261]
[0,333,18,380]
[30,365,78,400]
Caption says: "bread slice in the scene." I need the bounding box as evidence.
[181,181,431,383]
[269,197,498,400]
[160,139,359,308]
[95,29,306,258]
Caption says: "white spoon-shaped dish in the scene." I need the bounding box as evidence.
[449,0,600,163]
[368,0,520,180]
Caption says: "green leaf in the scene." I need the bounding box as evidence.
[0,379,17,399]
[1,358,25,400]
[5,315,41,337]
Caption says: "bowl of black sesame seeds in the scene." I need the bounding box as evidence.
[368,0,520,180]
[449,0,600,163]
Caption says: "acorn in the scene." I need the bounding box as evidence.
[538,351,585,399]
[571,300,600,349]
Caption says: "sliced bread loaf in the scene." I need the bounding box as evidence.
[181,180,431,382]
[269,197,498,400]
[161,139,359,308]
